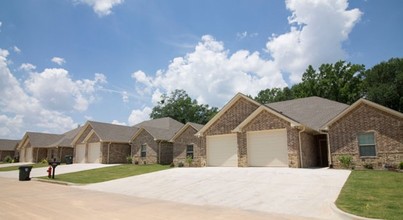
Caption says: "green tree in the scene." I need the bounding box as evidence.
[150,89,218,124]
[363,58,403,112]
[254,87,294,104]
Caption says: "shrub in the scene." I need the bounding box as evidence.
[399,162,403,170]
[363,163,373,169]
[3,155,13,163]
[186,156,193,167]
[169,162,175,168]
[126,155,133,164]
[178,162,184,167]
[338,155,353,169]
[40,158,48,164]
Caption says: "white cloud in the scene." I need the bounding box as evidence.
[128,107,151,126]
[236,31,258,40]
[111,120,126,126]
[0,49,77,138]
[131,0,361,108]
[25,69,107,112]
[74,0,124,17]
[0,21,2,32]
[13,46,21,53]
[266,0,362,83]
[19,63,36,72]
[51,57,66,66]
[122,91,129,103]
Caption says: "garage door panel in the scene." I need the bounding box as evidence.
[87,143,101,163]
[26,148,33,163]
[207,134,238,167]
[248,129,288,167]
[76,144,86,163]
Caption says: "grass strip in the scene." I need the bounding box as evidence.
[336,170,403,220]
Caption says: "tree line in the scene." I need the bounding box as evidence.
[151,57,402,124]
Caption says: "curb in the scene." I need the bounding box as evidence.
[32,178,83,186]
[330,203,382,220]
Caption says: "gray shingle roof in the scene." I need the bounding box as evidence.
[88,121,138,142]
[47,126,82,148]
[267,96,349,131]
[25,132,64,148]
[134,117,184,141]
[187,122,204,131]
[0,139,19,151]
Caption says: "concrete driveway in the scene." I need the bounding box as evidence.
[0,163,118,179]
[78,167,351,220]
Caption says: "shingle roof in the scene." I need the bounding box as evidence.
[267,96,349,131]
[25,132,64,148]
[134,117,184,141]
[0,139,19,151]
[170,122,204,141]
[88,121,138,142]
[187,122,204,131]
[46,126,82,148]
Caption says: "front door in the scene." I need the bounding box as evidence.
[318,139,328,167]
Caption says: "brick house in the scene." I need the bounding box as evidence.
[43,127,81,163]
[170,122,204,167]
[131,117,183,165]
[0,139,19,161]
[322,99,403,169]
[196,93,402,168]
[72,121,137,164]
[17,132,62,163]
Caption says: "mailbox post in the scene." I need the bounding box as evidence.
[48,161,61,179]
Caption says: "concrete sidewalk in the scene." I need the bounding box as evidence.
[0,163,119,179]
[0,162,33,168]
[0,177,310,220]
[79,167,351,220]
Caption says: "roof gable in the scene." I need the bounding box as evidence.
[322,98,403,129]
[196,93,261,136]
[18,132,63,149]
[267,96,349,132]
[232,105,300,132]
[132,117,184,141]
[170,122,204,142]
[73,121,137,144]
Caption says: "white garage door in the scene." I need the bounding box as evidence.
[20,148,26,162]
[26,147,33,163]
[75,144,86,163]
[207,134,238,167]
[87,142,101,163]
[247,129,288,167]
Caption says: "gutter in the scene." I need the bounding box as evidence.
[298,126,306,168]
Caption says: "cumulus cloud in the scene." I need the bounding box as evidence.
[0,49,77,138]
[74,0,124,17]
[19,63,36,72]
[51,57,66,66]
[130,0,361,110]
[128,107,151,126]
[25,69,107,112]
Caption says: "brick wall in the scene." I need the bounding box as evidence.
[201,98,259,166]
[159,142,173,165]
[242,110,301,168]
[329,103,403,169]
[76,125,92,144]
[101,143,131,164]
[0,151,15,161]
[300,132,317,168]
[173,126,202,167]
[132,130,158,164]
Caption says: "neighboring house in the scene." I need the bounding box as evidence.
[196,93,402,169]
[131,117,183,165]
[322,99,403,169]
[170,122,204,166]
[0,139,19,161]
[17,132,62,163]
[43,127,81,163]
[72,121,137,164]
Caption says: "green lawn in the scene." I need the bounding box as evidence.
[40,164,170,184]
[336,170,403,220]
[0,163,49,172]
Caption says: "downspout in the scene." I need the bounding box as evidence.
[107,142,111,164]
[298,126,306,168]
[326,132,332,167]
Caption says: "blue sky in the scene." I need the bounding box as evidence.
[0,0,402,139]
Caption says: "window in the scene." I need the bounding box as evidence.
[186,144,194,159]
[358,132,376,157]
[141,144,147,157]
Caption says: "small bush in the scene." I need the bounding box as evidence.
[40,158,48,164]
[178,162,184,167]
[126,155,133,164]
[363,163,373,169]
[399,162,403,170]
[134,160,139,165]
[186,156,193,166]
[3,155,13,163]
[169,162,175,168]
[338,155,353,169]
